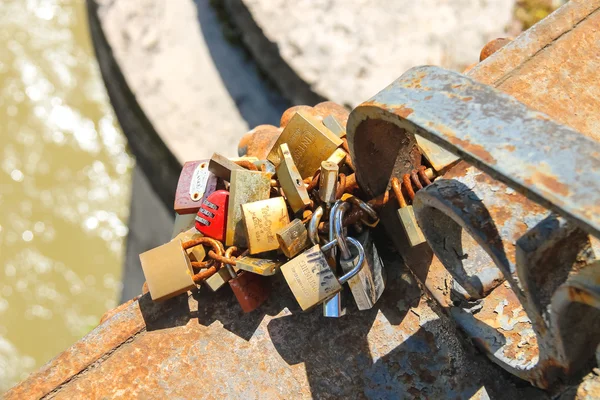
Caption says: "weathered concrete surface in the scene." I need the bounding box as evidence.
[225,0,516,107]
[94,0,286,163]
[5,250,547,399]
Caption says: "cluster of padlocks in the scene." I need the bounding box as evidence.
[138,101,434,315]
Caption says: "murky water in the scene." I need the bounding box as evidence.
[0,0,133,392]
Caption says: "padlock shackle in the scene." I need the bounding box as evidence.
[338,237,365,285]
[309,206,324,246]
[328,200,347,258]
[182,237,223,256]
[223,246,238,279]
[348,196,378,222]
[334,202,352,259]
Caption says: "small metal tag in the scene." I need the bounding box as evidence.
[189,162,210,202]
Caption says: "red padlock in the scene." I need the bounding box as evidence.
[195,190,229,241]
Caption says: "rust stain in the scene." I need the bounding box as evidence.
[392,105,414,118]
[462,96,473,102]
[313,100,351,128]
[244,124,283,160]
[504,144,516,152]
[445,135,497,165]
[479,38,512,62]
[279,105,313,128]
[526,170,570,197]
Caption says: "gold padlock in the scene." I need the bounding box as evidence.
[280,238,365,311]
[276,143,311,213]
[172,228,206,262]
[319,161,339,205]
[204,268,233,292]
[276,219,310,258]
[266,110,343,178]
[241,197,290,254]
[139,239,196,302]
[226,169,271,247]
[208,152,244,182]
[235,254,284,276]
[171,213,197,238]
[391,176,426,247]
[415,136,460,173]
[326,148,348,169]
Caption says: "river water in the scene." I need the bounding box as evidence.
[0,0,133,391]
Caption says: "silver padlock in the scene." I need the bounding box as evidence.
[323,200,347,318]
[335,202,385,310]
[280,236,365,311]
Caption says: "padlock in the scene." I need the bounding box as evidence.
[391,176,426,247]
[172,228,206,262]
[318,161,339,206]
[171,213,197,238]
[334,203,385,310]
[253,159,276,175]
[174,160,218,214]
[276,219,310,258]
[322,114,346,138]
[276,143,311,213]
[235,253,284,276]
[340,193,380,228]
[224,248,271,313]
[139,239,201,302]
[204,267,233,292]
[415,136,460,173]
[195,190,229,242]
[241,197,290,254]
[326,148,348,169]
[280,236,365,311]
[208,152,244,182]
[307,206,325,248]
[322,201,346,317]
[226,169,271,246]
[266,110,343,178]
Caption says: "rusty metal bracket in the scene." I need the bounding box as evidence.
[349,65,600,238]
[347,65,600,389]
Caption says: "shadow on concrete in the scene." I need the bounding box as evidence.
[194,0,289,128]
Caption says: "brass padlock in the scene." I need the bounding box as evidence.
[276,219,310,258]
[318,161,339,206]
[415,136,460,173]
[266,110,343,178]
[226,169,271,246]
[326,148,348,169]
[391,176,426,247]
[224,248,271,313]
[334,203,385,310]
[276,143,311,213]
[235,254,284,276]
[171,213,197,238]
[172,228,206,263]
[241,197,290,254]
[204,267,233,292]
[139,239,199,302]
[208,152,244,182]
[280,237,365,311]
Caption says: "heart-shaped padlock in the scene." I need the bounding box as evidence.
[195,190,229,241]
